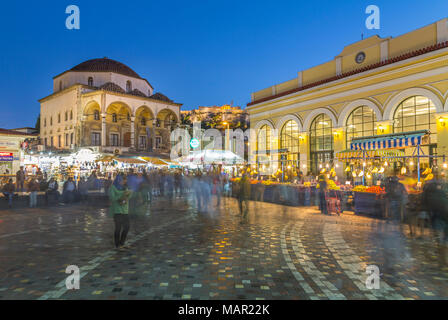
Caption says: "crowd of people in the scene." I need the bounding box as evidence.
[0,164,447,260]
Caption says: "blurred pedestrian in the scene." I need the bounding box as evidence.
[28,177,40,208]
[238,173,251,217]
[318,174,328,215]
[109,174,132,248]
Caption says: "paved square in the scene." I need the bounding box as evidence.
[0,196,446,300]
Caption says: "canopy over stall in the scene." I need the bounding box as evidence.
[347,130,430,183]
[350,130,429,151]
[177,150,244,166]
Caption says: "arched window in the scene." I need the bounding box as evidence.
[44,118,47,127]
[164,114,176,129]
[346,106,377,146]
[112,113,117,123]
[88,77,93,86]
[280,120,300,166]
[65,112,68,121]
[141,117,146,126]
[310,114,333,173]
[257,125,271,165]
[393,96,437,167]
[50,117,53,126]
[58,114,61,123]
[70,110,73,120]
[94,110,100,121]
[59,81,62,91]
[126,81,132,92]
[127,113,131,121]
[393,96,436,138]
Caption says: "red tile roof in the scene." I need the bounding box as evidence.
[247,41,448,107]
[0,128,38,136]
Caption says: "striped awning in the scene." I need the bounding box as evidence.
[350,130,429,151]
[336,149,405,160]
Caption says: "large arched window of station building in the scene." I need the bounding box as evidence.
[280,120,300,167]
[346,106,377,147]
[105,102,133,147]
[393,96,437,168]
[135,106,155,151]
[309,114,333,174]
[256,125,271,165]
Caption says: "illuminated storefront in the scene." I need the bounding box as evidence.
[248,18,448,178]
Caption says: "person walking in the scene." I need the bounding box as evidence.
[109,174,132,249]
[28,178,40,208]
[318,174,328,215]
[238,173,251,218]
[16,166,25,193]
[384,176,407,222]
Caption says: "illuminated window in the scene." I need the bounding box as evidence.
[94,110,100,121]
[310,114,333,173]
[257,125,271,153]
[280,120,300,165]
[393,96,436,141]
[88,77,93,86]
[346,106,377,146]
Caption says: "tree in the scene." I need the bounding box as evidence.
[35,113,41,133]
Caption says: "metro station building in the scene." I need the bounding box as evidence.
[248,18,448,177]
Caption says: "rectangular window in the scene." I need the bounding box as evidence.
[44,138,47,146]
[110,134,119,146]
[65,134,69,146]
[138,136,147,149]
[91,132,101,146]
[70,133,74,145]
[155,136,162,149]
[50,137,54,147]
[58,135,61,148]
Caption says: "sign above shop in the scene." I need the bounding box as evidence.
[0,152,14,161]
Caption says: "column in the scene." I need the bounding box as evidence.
[101,114,106,147]
[376,120,392,135]
[131,116,135,149]
[298,132,308,174]
[436,113,448,160]
[152,119,157,151]
[332,128,345,180]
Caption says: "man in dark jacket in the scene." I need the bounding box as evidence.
[45,177,59,205]
[2,178,15,208]
[62,177,77,204]
[16,166,25,193]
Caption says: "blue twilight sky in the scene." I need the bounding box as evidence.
[0,0,447,129]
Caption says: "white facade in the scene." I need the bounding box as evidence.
[40,58,181,153]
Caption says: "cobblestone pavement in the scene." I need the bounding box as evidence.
[0,195,447,300]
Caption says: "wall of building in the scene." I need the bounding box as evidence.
[53,71,153,96]
[248,18,448,177]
